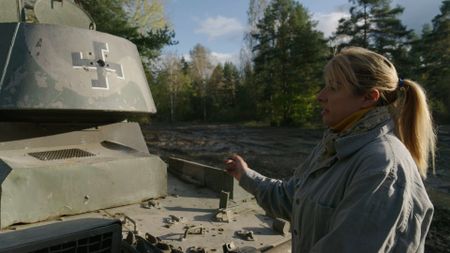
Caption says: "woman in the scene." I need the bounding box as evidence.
[225,47,435,252]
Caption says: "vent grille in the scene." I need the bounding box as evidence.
[28,148,95,161]
[0,219,121,253]
[32,232,113,253]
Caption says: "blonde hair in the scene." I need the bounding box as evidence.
[324,47,436,178]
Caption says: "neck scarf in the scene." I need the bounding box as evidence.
[322,106,391,157]
[331,107,374,133]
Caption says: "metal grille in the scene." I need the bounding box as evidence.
[28,148,95,161]
[31,232,113,253]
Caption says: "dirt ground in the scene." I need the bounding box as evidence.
[143,123,450,253]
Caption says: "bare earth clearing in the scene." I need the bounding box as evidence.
[143,123,450,253]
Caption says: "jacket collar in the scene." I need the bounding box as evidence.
[335,119,394,160]
[321,106,393,160]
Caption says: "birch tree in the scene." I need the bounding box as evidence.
[189,44,213,121]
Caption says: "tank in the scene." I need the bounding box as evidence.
[0,1,291,252]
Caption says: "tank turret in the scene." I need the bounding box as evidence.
[0,0,156,122]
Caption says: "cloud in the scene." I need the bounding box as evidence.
[312,11,349,38]
[309,1,441,37]
[210,52,239,65]
[195,16,245,40]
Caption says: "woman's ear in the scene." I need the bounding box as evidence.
[363,89,380,107]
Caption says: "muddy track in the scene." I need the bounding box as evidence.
[143,123,450,253]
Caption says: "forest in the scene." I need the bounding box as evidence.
[80,0,450,126]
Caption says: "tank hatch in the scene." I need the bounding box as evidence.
[34,0,96,30]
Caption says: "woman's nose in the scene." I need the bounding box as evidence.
[316,88,326,103]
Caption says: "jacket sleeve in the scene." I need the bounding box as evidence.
[310,158,433,253]
[239,169,299,221]
[238,144,319,221]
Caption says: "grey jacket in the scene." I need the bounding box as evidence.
[240,110,433,253]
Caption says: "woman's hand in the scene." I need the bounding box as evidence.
[224,154,249,181]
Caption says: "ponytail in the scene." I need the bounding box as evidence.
[392,79,436,178]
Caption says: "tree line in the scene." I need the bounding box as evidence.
[82,0,450,126]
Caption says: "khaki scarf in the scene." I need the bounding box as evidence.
[331,107,374,133]
[322,106,391,157]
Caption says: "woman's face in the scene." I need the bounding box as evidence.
[316,81,369,127]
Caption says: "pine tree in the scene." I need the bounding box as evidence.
[252,0,328,126]
[415,0,450,122]
[223,62,240,104]
[205,62,242,121]
[243,0,271,65]
[334,0,414,75]
[208,64,225,120]
[237,62,259,121]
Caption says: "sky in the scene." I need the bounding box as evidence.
[163,0,443,64]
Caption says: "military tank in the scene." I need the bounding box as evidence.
[0,1,291,252]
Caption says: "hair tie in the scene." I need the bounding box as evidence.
[398,78,405,88]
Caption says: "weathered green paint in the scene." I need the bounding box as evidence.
[168,157,253,201]
[0,23,156,118]
[34,0,95,30]
[0,0,21,23]
[1,155,166,228]
[0,122,167,228]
